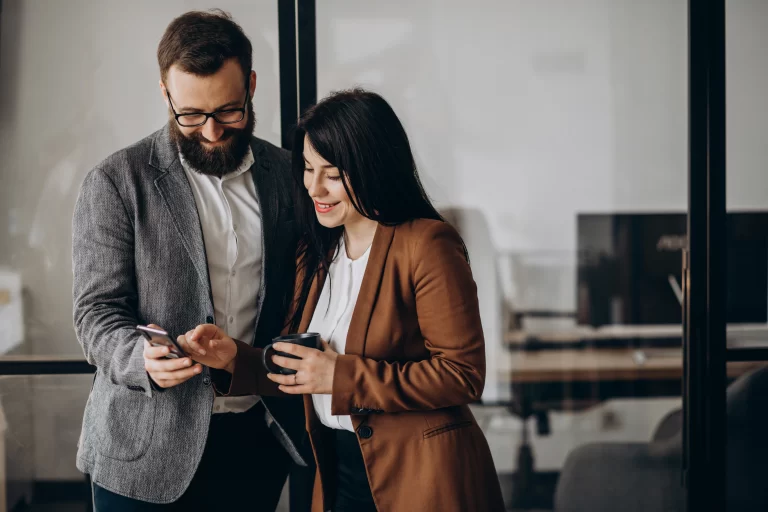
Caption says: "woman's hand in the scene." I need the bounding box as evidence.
[177,324,238,373]
[267,341,338,394]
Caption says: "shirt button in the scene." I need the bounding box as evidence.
[231,270,236,276]
[233,224,238,231]
[214,405,221,412]
[229,317,234,324]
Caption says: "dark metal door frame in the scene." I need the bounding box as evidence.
[685,0,727,510]
[278,0,317,150]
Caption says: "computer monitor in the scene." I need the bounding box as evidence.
[576,212,768,326]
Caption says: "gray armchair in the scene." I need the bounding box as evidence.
[554,366,768,512]
[554,409,684,512]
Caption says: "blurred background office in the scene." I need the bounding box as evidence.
[0,1,766,511]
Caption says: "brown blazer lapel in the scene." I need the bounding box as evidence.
[345,224,395,356]
[300,224,394,429]
[298,262,325,432]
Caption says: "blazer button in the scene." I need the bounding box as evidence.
[357,425,373,439]
[206,316,214,324]
[203,376,211,386]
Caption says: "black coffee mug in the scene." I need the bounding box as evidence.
[262,333,322,375]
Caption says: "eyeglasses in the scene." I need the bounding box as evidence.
[166,78,250,127]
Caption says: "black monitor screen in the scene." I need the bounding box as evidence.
[576,212,768,326]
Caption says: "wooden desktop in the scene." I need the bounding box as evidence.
[502,323,768,384]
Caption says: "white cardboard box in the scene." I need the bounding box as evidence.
[0,269,23,354]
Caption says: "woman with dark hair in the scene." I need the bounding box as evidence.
[180,89,505,512]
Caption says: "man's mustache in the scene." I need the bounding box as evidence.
[188,129,237,145]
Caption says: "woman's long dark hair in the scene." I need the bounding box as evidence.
[287,88,465,332]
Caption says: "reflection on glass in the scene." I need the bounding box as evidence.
[725,362,768,511]
[316,0,690,510]
[0,374,92,509]
[726,1,768,358]
[724,2,768,507]
[0,1,281,358]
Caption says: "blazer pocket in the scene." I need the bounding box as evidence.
[423,420,473,439]
[92,377,157,461]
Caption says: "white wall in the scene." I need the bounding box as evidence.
[727,0,768,206]
[316,0,688,255]
[317,0,767,255]
[0,0,282,485]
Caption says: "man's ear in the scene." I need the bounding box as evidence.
[159,79,169,108]
[249,70,257,98]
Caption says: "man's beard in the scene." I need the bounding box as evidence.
[170,101,256,178]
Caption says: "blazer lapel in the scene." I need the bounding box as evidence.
[247,140,271,337]
[299,226,393,433]
[150,125,211,293]
[345,224,394,356]
[299,264,327,432]
[248,138,274,227]
[298,225,395,352]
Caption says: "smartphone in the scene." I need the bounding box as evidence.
[136,325,187,359]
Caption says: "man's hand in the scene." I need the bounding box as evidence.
[143,324,202,388]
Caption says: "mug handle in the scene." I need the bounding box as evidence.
[262,343,282,374]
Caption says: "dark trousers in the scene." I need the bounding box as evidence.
[92,401,291,511]
[331,429,377,512]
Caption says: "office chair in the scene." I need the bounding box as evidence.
[554,366,768,512]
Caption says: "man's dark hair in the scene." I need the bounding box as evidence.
[157,9,252,83]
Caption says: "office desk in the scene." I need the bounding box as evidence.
[503,347,762,384]
[501,325,768,410]
[498,326,768,508]
[505,323,768,351]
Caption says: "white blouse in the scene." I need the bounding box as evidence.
[309,238,371,432]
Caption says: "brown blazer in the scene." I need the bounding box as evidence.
[226,219,505,512]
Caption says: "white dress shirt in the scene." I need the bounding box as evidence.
[309,238,371,432]
[181,149,262,414]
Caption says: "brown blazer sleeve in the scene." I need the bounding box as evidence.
[331,221,486,415]
[212,339,283,397]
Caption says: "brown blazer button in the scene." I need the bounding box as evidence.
[357,425,373,439]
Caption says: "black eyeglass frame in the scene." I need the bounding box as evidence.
[166,76,250,127]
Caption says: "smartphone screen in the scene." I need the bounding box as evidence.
[136,325,187,359]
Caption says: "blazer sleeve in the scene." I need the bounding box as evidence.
[72,167,156,397]
[330,221,486,415]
